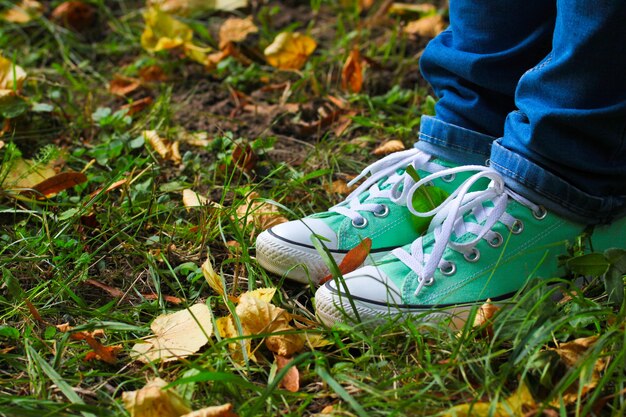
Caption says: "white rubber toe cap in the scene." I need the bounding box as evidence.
[269,218,339,249]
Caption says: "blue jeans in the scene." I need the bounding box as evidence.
[415,0,626,224]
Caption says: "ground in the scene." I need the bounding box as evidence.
[0,1,624,416]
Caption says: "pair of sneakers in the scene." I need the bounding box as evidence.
[256,149,626,326]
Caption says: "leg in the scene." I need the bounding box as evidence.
[417,0,556,164]
[491,0,626,223]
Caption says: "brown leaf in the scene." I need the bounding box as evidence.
[142,293,184,305]
[0,0,43,23]
[232,143,257,172]
[372,139,406,155]
[120,96,153,116]
[25,171,87,198]
[51,1,96,32]
[219,16,258,49]
[139,65,168,83]
[25,299,44,323]
[181,404,239,417]
[144,130,182,163]
[341,48,364,94]
[325,179,356,196]
[471,300,499,339]
[57,326,120,364]
[320,238,372,285]
[109,75,141,97]
[84,279,125,298]
[275,355,300,392]
[235,192,288,232]
[404,15,446,38]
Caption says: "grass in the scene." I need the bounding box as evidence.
[1,0,625,416]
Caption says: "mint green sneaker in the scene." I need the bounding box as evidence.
[256,149,468,284]
[315,166,626,326]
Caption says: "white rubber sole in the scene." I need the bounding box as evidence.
[315,284,477,329]
[256,230,388,284]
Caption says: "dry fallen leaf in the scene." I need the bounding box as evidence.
[388,2,436,16]
[0,0,43,23]
[325,178,356,196]
[51,1,96,32]
[275,355,300,392]
[26,171,87,198]
[109,75,141,97]
[1,157,57,191]
[0,54,27,91]
[178,131,211,147]
[57,325,121,364]
[404,14,446,38]
[144,130,182,163]
[139,65,168,82]
[264,32,317,70]
[147,0,247,15]
[372,139,406,156]
[131,303,213,363]
[123,378,193,417]
[181,404,239,417]
[341,48,364,94]
[472,300,499,331]
[121,96,153,115]
[320,238,372,285]
[219,16,258,49]
[182,189,210,210]
[202,255,226,297]
[235,192,288,231]
[443,382,535,417]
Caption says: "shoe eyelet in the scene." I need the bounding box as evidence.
[488,232,503,248]
[464,248,480,263]
[441,174,456,183]
[423,277,434,286]
[373,204,390,218]
[439,262,456,276]
[352,217,368,229]
[510,220,524,234]
[532,205,547,220]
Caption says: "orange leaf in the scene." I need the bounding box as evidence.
[320,237,372,285]
[219,16,258,49]
[139,65,167,82]
[275,355,300,392]
[341,48,364,94]
[142,293,185,305]
[120,96,153,115]
[26,171,87,198]
[109,75,141,97]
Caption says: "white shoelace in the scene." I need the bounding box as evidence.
[329,149,446,225]
[391,166,544,297]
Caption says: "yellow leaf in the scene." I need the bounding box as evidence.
[141,7,194,52]
[404,15,447,38]
[236,292,289,334]
[235,192,288,231]
[266,325,304,357]
[130,304,213,363]
[0,0,43,23]
[264,32,317,70]
[302,332,333,349]
[216,315,255,362]
[180,404,238,417]
[201,255,226,297]
[1,157,57,190]
[443,382,535,417]
[122,378,192,417]
[372,139,406,156]
[0,54,27,91]
[219,16,258,49]
[144,130,182,163]
[147,0,247,15]
[388,2,436,16]
[244,287,276,303]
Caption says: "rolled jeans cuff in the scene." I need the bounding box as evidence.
[490,140,626,224]
[416,116,493,165]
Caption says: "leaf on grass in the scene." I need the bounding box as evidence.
[388,3,436,16]
[202,255,226,297]
[235,192,288,231]
[147,0,247,15]
[324,179,356,196]
[0,157,57,191]
[232,143,257,172]
[122,378,192,417]
[57,325,121,364]
[181,404,239,417]
[51,1,96,32]
[275,355,300,392]
[182,189,210,209]
[139,65,168,82]
[341,48,364,94]
[443,382,535,417]
[549,335,605,405]
[109,75,142,97]
[26,171,87,198]
[320,238,372,285]
[141,7,194,52]
[404,15,446,38]
[372,139,405,155]
[264,32,317,70]
[0,0,43,23]
[131,303,213,363]
[84,278,125,298]
[144,130,182,163]
[0,54,27,91]
[121,96,154,116]
[178,131,211,147]
[142,293,185,305]
[472,300,499,328]
[219,16,258,49]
